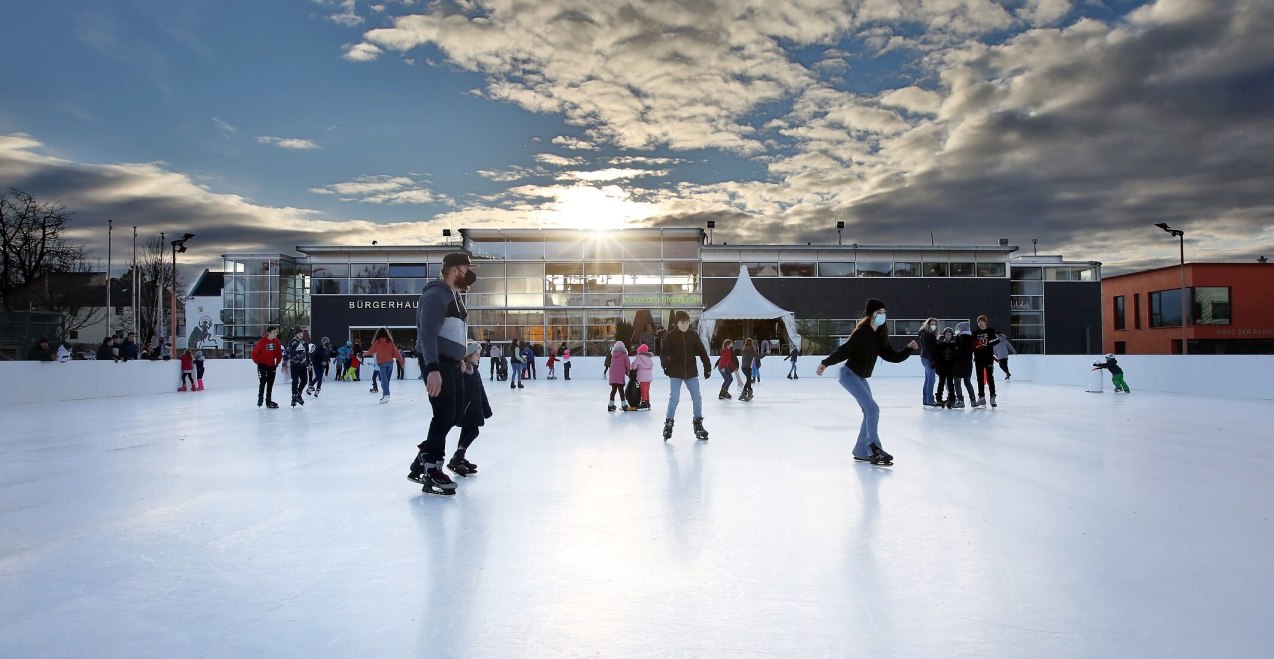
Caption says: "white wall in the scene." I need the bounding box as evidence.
[4,354,1271,406]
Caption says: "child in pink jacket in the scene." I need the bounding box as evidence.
[604,340,630,412]
[633,344,654,410]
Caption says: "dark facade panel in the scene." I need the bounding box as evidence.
[312,295,419,346]
[1043,282,1102,355]
[704,277,1013,329]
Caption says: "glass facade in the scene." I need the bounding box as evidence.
[702,249,1013,279]
[221,255,309,357]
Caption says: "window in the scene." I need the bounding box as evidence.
[950,262,975,277]
[702,262,739,277]
[923,262,948,277]
[1134,293,1141,329]
[311,262,349,278]
[893,261,921,277]
[1192,287,1231,325]
[743,262,780,277]
[312,279,348,294]
[780,262,815,277]
[818,262,855,277]
[1114,341,1126,355]
[977,262,1007,278]
[388,264,428,278]
[1150,289,1184,328]
[1114,296,1126,331]
[857,261,892,277]
[351,263,388,278]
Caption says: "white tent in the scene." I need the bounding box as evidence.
[698,265,802,350]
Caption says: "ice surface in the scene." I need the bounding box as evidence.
[2,371,1272,658]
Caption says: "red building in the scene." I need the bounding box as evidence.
[1102,263,1274,354]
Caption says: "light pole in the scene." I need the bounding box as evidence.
[106,220,113,337]
[706,220,715,244]
[132,226,138,336]
[1154,223,1188,355]
[836,221,845,246]
[170,233,194,353]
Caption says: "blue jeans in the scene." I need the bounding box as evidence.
[787,362,798,377]
[665,376,703,419]
[509,361,521,385]
[920,357,936,405]
[837,366,881,459]
[378,363,394,396]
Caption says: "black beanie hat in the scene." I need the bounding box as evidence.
[863,298,886,317]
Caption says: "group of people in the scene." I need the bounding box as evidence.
[709,338,801,402]
[916,315,1016,409]
[486,339,571,388]
[29,332,175,363]
[250,327,408,408]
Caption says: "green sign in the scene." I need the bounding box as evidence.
[622,293,703,306]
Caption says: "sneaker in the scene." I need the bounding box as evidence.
[380,395,390,404]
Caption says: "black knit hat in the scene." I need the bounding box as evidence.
[862,298,886,317]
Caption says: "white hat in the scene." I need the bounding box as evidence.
[465,340,482,357]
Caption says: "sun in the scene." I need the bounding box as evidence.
[537,184,658,231]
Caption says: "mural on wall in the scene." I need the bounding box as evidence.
[188,316,219,349]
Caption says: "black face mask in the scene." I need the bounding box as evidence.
[462,270,478,287]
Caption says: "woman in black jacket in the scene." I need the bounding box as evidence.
[816,298,917,465]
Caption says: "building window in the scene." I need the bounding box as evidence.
[1133,293,1141,329]
[780,262,814,277]
[817,262,855,277]
[1192,287,1231,325]
[923,261,948,277]
[976,262,1007,278]
[1149,289,1184,328]
[857,261,892,277]
[950,262,975,277]
[1113,296,1125,331]
[893,261,921,277]
[69,330,79,340]
[702,262,739,277]
[1114,341,1126,354]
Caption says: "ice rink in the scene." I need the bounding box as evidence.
[2,368,1272,658]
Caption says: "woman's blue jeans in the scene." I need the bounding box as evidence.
[378,363,394,396]
[921,357,936,405]
[837,366,882,459]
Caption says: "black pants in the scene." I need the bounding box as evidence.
[396,359,404,380]
[195,362,205,380]
[257,364,277,403]
[997,357,1011,377]
[418,360,462,464]
[976,362,996,397]
[291,364,309,400]
[956,374,976,400]
[312,363,327,391]
[609,383,624,400]
[527,361,536,379]
[490,356,499,380]
[743,372,754,396]
[563,362,571,380]
[458,426,479,451]
[936,373,951,400]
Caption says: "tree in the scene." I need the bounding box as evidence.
[0,188,87,311]
[133,235,185,347]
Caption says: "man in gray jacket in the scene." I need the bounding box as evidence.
[408,252,476,495]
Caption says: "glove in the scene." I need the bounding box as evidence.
[703,370,711,380]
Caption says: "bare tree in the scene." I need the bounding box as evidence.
[134,235,184,346]
[0,188,87,311]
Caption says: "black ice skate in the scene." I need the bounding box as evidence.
[306,385,314,396]
[639,400,650,410]
[990,395,998,408]
[952,398,965,409]
[974,397,987,408]
[662,418,674,442]
[693,417,709,441]
[407,452,429,485]
[447,456,473,477]
[421,466,457,496]
[266,400,279,409]
[461,458,478,473]
[718,390,732,400]
[608,402,617,412]
[869,443,893,465]
[257,396,264,407]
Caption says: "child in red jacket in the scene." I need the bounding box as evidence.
[178,350,196,391]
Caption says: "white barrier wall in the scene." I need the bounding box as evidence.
[3,353,1271,405]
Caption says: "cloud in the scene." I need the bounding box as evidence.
[320,0,364,27]
[551,135,598,150]
[475,165,547,182]
[562,168,669,182]
[256,136,320,150]
[309,175,450,205]
[533,153,584,167]
[211,117,238,137]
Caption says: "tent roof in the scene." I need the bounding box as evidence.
[702,265,792,320]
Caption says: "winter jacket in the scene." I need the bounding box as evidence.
[918,329,939,360]
[935,337,958,377]
[119,339,139,361]
[992,334,1017,360]
[821,322,912,379]
[368,338,404,367]
[1094,358,1124,376]
[415,278,469,374]
[784,347,799,363]
[659,328,711,380]
[29,343,55,361]
[953,328,974,378]
[716,346,736,372]
[312,343,330,367]
[251,336,284,367]
[546,352,557,367]
[337,345,352,361]
[607,347,631,385]
[972,326,1001,365]
[740,345,757,371]
[96,340,116,361]
[633,353,654,383]
[180,354,194,371]
[523,346,535,365]
[456,368,493,428]
[287,338,312,366]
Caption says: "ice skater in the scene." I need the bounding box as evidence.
[407,252,476,495]
[545,349,557,379]
[784,344,800,379]
[971,315,1001,408]
[251,325,283,408]
[993,332,1017,380]
[738,338,758,402]
[605,340,631,411]
[1093,354,1131,393]
[309,337,330,397]
[633,344,654,410]
[918,317,940,407]
[715,339,736,399]
[950,322,978,409]
[369,326,405,403]
[194,350,206,391]
[447,340,492,477]
[178,349,196,391]
[286,329,312,407]
[816,298,917,466]
[935,327,957,407]
[659,310,712,442]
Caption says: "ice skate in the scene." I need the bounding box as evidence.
[718,390,732,400]
[306,385,314,396]
[380,395,390,404]
[517,383,524,389]
[197,380,205,391]
[952,398,965,409]
[420,467,457,496]
[178,385,188,392]
[693,417,709,441]
[447,456,473,477]
[662,418,674,442]
[869,443,894,465]
[639,400,650,410]
[974,397,986,408]
[407,452,429,485]
[266,400,279,409]
[461,458,478,473]
[257,395,264,408]
[990,395,998,408]
[608,402,617,412]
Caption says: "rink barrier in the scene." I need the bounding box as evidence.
[0,354,1270,405]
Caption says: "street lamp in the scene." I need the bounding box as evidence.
[706,220,715,244]
[170,233,194,354]
[836,221,845,246]
[1154,223,1188,355]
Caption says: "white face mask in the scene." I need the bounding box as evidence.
[872,313,887,328]
[929,323,937,331]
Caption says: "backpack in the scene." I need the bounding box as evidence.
[625,371,641,409]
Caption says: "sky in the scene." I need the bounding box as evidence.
[1,0,1272,278]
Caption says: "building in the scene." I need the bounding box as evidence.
[1102,262,1274,355]
[222,228,1104,357]
[182,270,226,352]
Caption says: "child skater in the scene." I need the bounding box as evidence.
[605,340,631,411]
[194,350,207,391]
[546,349,558,380]
[633,343,654,410]
[178,349,196,391]
[951,322,978,408]
[345,351,360,382]
[447,341,492,477]
[935,327,957,407]
[1093,354,1132,393]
